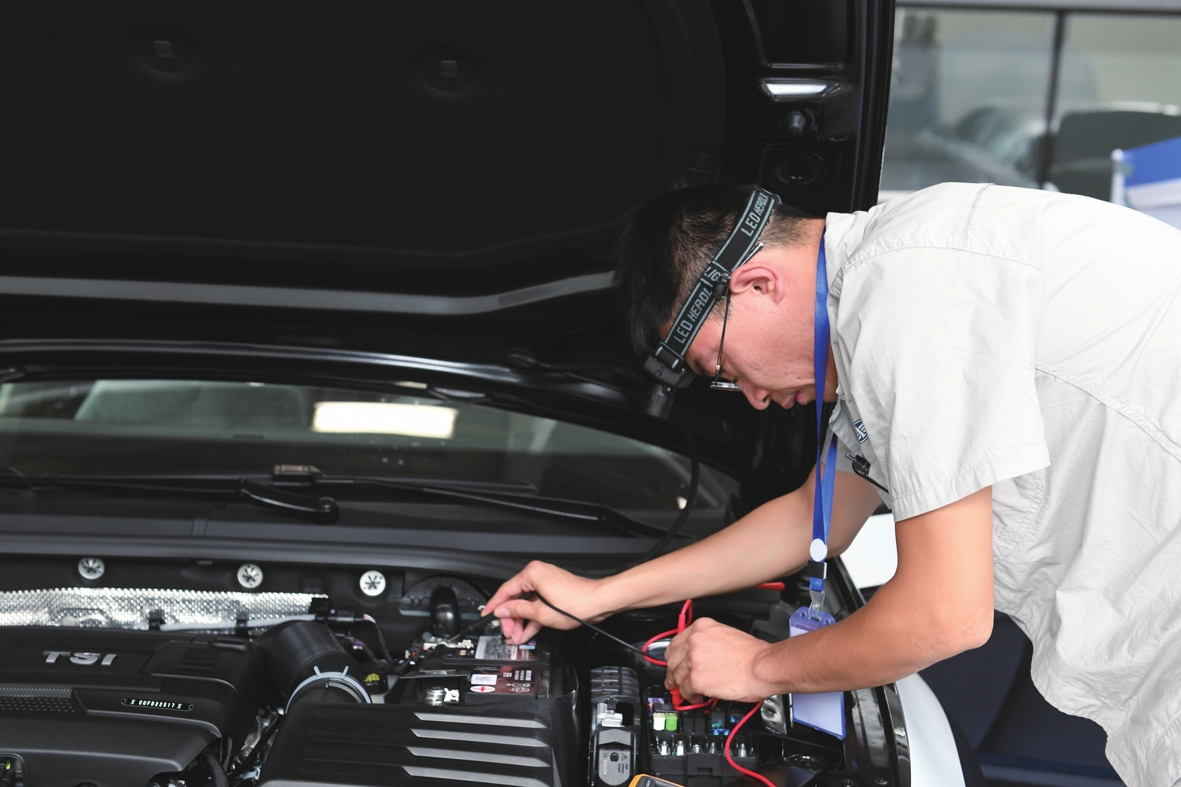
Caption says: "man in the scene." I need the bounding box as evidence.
[486,182,1181,786]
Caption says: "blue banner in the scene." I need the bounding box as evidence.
[1113,135,1181,230]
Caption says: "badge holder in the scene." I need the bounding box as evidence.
[787,607,845,739]
[786,232,846,741]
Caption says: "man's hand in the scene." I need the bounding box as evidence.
[484,561,606,645]
[663,618,773,703]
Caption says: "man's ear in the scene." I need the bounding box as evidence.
[728,259,787,303]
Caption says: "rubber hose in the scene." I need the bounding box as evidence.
[200,751,229,787]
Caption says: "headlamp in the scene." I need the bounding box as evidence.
[643,187,780,418]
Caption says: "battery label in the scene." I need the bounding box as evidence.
[467,665,538,696]
[475,635,536,661]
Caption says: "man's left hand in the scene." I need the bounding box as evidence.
[663,617,774,703]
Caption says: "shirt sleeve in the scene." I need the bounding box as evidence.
[830,403,894,509]
[833,248,1050,521]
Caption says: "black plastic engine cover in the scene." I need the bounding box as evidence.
[0,627,265,786]
[259,703,557,787]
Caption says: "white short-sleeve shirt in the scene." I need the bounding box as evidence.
[823,183,1181,787]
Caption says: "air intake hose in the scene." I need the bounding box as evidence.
[258,620,370,711]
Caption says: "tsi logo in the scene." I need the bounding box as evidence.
[44,650,118,667]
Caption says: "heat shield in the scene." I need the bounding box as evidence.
[0,587,325,629]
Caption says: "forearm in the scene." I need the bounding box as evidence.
[590,468,881,618]
[750,487,996,694]
[593,487,814,614]
[751,581,985,694]
[489,472,880,645]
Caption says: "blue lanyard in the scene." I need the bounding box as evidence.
[809,232,837,616]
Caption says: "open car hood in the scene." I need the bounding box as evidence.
[0,0,894,477]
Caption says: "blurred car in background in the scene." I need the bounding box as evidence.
[1052,102,1181,199]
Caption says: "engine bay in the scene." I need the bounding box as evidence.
[0,558,881,787]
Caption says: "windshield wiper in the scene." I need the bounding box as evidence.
[269,465,688,540]
[0,462,699,541]
[0,468,339,524]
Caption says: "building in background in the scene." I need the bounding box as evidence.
[880,0,1181,203]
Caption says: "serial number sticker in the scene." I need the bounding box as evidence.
[122,697,193,712]
[470,673,498,686]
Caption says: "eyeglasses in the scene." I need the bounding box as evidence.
[709,241,762,392]
[711,288,743,392]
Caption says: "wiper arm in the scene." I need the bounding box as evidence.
[272,465,693,541]
[0,469,339,525]
[237,479,339,524]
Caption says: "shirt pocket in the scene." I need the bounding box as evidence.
[991,467,1046,562]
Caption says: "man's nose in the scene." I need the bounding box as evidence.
[742,383,771,410]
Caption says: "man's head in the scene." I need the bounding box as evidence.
[615,184,835,410]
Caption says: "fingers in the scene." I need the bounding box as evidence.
[493,598,544,625]
[492,596,555,645]
[497,613,541,645]
[483,561,595,644]
[485,571,535,616]
[664,665,702,704]
[663,618,710,674]
[662,629,690,695]
[497,614,524,643]
[664,632,685,673]
[661,619,721,702]
[517,619,543,644]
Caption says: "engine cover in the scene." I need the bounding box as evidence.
[0,627,264,786]
[259,631,579,787]
[258,703,557,787]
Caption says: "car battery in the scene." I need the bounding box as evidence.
[403,631,552,706]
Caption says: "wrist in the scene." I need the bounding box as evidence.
[749,638,785,697]
[588,573,629,620]
[591,563,666,619]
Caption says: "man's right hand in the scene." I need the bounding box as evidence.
[484,561,607,645]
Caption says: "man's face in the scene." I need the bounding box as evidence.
[676,244,837,410]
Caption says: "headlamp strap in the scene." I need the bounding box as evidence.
[649,188,780,378]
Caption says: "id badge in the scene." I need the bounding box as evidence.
[788,607,846,740]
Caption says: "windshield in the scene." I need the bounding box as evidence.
[0,380,734,512]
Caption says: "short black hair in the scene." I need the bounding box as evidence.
[614,184,813,357]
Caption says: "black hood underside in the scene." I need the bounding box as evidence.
[0,0,892,491]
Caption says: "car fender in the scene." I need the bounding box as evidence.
[896,673,967,787]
